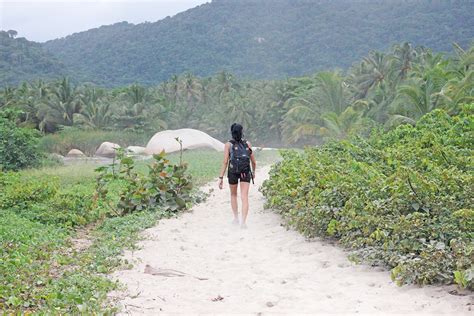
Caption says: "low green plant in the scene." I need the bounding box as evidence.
[262,106,473,289]
[95,148,195,216]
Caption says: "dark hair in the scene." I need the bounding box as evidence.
[231,123,243,142]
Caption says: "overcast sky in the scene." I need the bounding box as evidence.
[0,0,210,42]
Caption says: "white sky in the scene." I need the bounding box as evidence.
[0,0,210,42]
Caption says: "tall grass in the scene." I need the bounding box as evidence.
[39,128,154,156]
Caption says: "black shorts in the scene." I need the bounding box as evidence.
[228,170,251,185]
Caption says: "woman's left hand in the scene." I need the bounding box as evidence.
[218,178,224,190]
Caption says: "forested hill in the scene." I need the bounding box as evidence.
[41,0,474,86]
[0,31,66,86]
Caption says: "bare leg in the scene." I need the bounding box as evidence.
[240,181,250,228]
[229,184,239,223]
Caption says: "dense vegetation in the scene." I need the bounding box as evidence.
[261,106,473,288]
[0,31,66,86]
[36,0,474,86]
[2,43,472,152]
[0,149,224,313]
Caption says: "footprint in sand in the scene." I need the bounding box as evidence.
[340,281,353,287]
[320,261,331,268]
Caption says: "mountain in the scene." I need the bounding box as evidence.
[0,31,66,86]
[21,0,474,86]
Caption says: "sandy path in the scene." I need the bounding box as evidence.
[110,166,473,315]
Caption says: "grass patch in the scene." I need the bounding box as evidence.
[39,128,153,156]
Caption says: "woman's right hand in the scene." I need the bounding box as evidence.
[218,178,224,190]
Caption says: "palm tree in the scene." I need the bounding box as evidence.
[74,86,112,129]
[281,101,323,144]
[179,73,202,111]
[114,84,166,131]
[348,51,393,99]
[320,106,365,140]
[391,42,417,81]
[452,43,473,73]
[15,80,49,130]
[227,96,254,129]
[438,69,474,113]
[313,71,349,114]
[0,87,16,109]
[214,71,240,102]
[170,73,202,127]
[254,80,294,144]
[46,77,82,127]
[389,77,443,125]
[281,71,351,144]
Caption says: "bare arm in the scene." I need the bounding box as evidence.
[219,143,230,178]
[248,141,257,176]
[218,143,230,189]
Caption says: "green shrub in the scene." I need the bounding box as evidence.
[0,110,42,171]
[262,106,474,288]
[0,172,98,228]
[96,149,196,216]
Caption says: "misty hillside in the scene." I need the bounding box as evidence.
[41,0,474,86]
[0,31,66,86]
[14,0,474,87]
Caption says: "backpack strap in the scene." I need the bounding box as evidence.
[228,140,236,164]
[241,139,252,155]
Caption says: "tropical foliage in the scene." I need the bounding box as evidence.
[1,43,472,151]
[261,106,474,288]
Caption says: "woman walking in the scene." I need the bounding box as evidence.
[218,123,256,229]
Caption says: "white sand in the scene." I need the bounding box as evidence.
[109,166,473,315]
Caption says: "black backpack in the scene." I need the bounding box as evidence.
[228,140,251,174]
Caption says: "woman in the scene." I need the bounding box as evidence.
[218,123,256,229]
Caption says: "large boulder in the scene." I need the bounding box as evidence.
[145,129,224,154]
[66,149,85,157]
[95,142,121,158]
[126,146,147,155]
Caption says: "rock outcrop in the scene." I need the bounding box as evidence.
[126,146,147,155]
[95,142,121,158]
[145,129,224,154]
[66,149,86,157]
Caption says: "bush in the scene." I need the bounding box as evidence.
[0,172,98,228]
[95,149,196,216]
[261,106,474,289]
[0,110,42,171]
